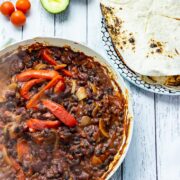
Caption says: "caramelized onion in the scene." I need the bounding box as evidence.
[71,80,77,94]
[80,116,91,127]
[0,96,5,103]
[99,119,109,138]
[76,87,87,101]
[92,103,99,117]
[3,123,22,140]
[0,145,12,166]
[34,63,47,70]
[89,82,97,94]
[7,83,18,90]
[91,155,102,165]
[0,145,25,180]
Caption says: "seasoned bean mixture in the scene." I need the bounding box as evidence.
[0,45,127,180]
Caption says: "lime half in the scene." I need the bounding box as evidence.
[40,0,70,14]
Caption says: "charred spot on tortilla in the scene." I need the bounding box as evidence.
[156,48,162,53]
[150,43,158,48]
[175,49,179,55]
[129,38,135,44]
[148,39,178,58]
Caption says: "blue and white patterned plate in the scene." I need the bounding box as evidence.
[101,19,180,95]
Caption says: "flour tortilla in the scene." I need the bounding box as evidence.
[100,0,180,89]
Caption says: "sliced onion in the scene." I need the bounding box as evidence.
[34,63,47,70]
[0,145,12,166]
[9,124,18,139]
[91,155,102,165]
[80,116,91,127]
[0,96,5,103]
[89,83,97,94]
[51,130,59,151]
[71,80,77,94]
[99,119,109,138]
[92,103,99,117]
[0,145,25,179]
[76,87,87,101]
[4,123,21,140]
[7,83,18,90]
[3,123,12,137]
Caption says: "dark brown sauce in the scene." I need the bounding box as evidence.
[0,44,127,180]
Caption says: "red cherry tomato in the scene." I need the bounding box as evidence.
[0,1,15,16]
[16,0,31,14]
[10,10,26,27]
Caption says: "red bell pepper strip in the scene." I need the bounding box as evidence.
[42,99,78,127]
[16,70,59,82]
[26,119,60,132]
[26,75,62,109]
[17,139,30,162]
[54,64,67,70]
[61,69,73,77]
[54,80,65,94]
[10,158,25,180]
[20,79,45,100]
[0,145,25,180]
[42,49,58,65]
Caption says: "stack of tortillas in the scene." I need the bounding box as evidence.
[100,0,180,90]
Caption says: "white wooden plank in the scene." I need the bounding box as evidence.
[87,0,106,56]
[0,0,22,41]
[123,87,157,180]
[55,0,86,43]
[23,0,54,38]
[156,95,180,180]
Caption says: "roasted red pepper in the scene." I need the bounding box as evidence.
[20,79,44,100]
[26,75,62,109]
[26,119,60,132]
[42,99,78,127]
[61,69,73,77]
[16,70,59,82]
[54,80,65,94]
[17,139,30,162]
[42,49,58,65]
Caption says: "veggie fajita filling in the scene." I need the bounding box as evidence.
[0,45,127,180]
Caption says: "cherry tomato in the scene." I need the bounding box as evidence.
[10,10,26,27]
[16,0,31,14]
[0,1,15,16]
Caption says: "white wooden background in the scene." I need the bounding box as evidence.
[0,1,180,180]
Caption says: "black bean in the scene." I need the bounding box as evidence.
[50,94,59,102]
[109,148,117,155]
[5,101,16,110]
[38,104,47,113]
[64,171,70,180]
[57,163,63,174]
[74,168,81,175]
[25,60,33,68]
[78,171,89,180]
[39,149,47,160]
[86,99,93,105]
[5,90,16,98]
[42,112,55,120]
[16,107,26,115]
[31,161,43,172]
